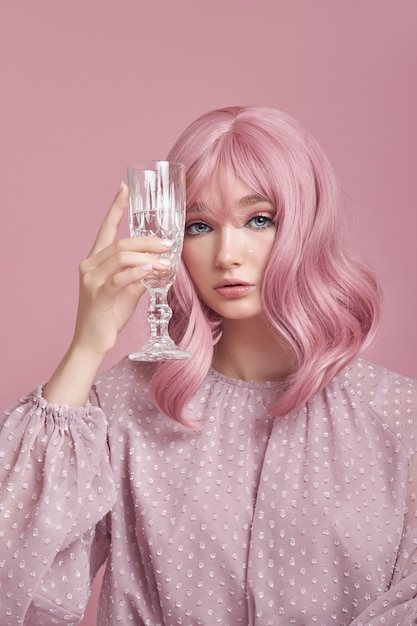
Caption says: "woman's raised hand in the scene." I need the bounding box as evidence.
[72,182,172,358]
[43,183,172,406]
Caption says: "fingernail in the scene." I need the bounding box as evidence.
[159,259,171,266]
[160,239,173,247]
[117,181,124,194]
[140,263,152,272]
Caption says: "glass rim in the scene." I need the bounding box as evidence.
[127,160,185,171]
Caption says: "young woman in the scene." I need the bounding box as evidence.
[1,106,416,625]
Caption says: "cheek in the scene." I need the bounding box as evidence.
[247,235,275,265]
[182,243,204,277]
[182,241,194,258]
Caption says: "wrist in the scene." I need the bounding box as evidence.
[43,343,106,407]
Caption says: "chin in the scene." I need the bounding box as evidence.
[216,308,264,321]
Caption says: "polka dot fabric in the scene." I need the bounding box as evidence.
[1,358,417,625]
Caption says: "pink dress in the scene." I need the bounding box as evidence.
[1,357,417,625]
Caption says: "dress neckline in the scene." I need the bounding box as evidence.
[207,366,287,391]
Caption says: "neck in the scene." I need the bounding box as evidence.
[212,316,295,383]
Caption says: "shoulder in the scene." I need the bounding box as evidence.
[325,357,417,454]
[335,358,416,409]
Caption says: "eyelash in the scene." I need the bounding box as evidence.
[247,215,274,229]
[185,214,275,236]
[185,222,212,236]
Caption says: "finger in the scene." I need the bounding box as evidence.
[80,247,172,297]
[98,251,172,280]
[84,237,173,274]
[101,264,151,299]
[89,182,128,255]
[115,236,174,254]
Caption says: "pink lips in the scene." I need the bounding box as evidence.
[214,278,254,298]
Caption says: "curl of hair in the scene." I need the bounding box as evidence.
[149,106,381,426]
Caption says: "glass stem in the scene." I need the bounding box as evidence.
[147,287,172,342]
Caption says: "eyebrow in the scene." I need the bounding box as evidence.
[187,202,207,213]
[238,194,269,207]
[187,195,269,213]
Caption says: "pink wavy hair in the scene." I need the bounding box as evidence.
[149,105,381,425]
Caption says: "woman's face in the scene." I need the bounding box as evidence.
[182,178,277,321]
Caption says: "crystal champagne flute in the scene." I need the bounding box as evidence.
[127,160,190,361]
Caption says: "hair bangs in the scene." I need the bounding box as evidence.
[185,131,280,224]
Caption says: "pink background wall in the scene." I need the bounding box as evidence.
[1,1,416,623]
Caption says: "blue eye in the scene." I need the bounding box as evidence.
[247,215,274,229]
[185,222,212,236]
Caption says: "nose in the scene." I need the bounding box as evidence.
[214,225,244,269]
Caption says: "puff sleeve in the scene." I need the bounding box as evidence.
[349,364,417,625]
[0,386,116,625]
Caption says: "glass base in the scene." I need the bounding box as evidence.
[128,338,191,362]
